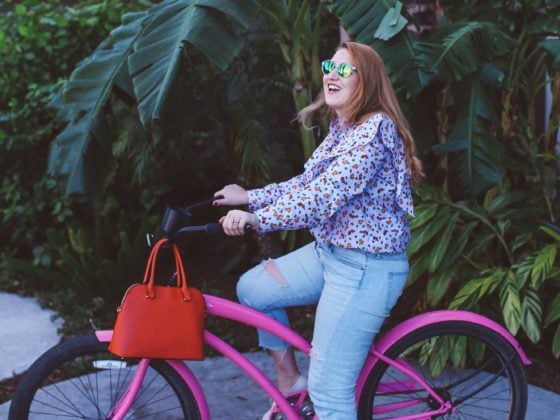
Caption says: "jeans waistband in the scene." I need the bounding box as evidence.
[319,242,408,261]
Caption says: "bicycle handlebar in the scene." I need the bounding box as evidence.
[160,197,252,239]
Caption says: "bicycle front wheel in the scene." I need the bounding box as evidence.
[358,321,528,419]
[9,333,201,419]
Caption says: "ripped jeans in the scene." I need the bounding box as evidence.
[236,241,409,420]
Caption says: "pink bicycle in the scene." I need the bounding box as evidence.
[9,200,529,419]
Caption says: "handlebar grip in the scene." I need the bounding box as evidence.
[205,223,253,235]
[205,223,224,235]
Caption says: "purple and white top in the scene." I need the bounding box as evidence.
[247,113,414,254]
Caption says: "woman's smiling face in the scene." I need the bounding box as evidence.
[323,48,359,120]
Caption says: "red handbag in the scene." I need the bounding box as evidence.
[108,238,206,360]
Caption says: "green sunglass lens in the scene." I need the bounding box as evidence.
[322,60,335,74]
[338,63,352,78]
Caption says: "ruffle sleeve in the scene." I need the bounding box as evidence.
[378,117,414,217]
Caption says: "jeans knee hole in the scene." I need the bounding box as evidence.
[264,260,287,286]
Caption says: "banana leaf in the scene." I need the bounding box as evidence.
[48,0,259,196]
[48,11,148,195]
[129,0,259,130]
[433,76,504,195]
[419,22,516,82]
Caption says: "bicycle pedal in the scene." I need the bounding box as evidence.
[270,393,315,420]
[298,399,315,419]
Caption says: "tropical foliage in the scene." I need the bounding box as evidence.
[2,0,560,356]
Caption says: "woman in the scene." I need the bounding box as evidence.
[214,41,422,419]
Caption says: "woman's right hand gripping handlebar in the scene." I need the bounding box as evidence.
[213,184,259,236]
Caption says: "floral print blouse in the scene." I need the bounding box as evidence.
[247,113,414,254]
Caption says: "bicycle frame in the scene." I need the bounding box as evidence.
[95,294,531,420]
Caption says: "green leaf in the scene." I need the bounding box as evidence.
[545,292,560,326]
[407,250,430,285]
[439,221,476,270]
[539,38,560,71]
[450,335,467,368]
[521,287,542,343]
[373,1,408,41]
[526,11,560,35]
[408,207,452,255]
[450,269,505,309]
[426,22,517,81]
[540,225,560,242]
[15,4,27,15]
[429,335,450,377]
[409,203,438,230]
[129,0,259,129]
[468,336,486,364]
[513,253,535,290]
[500,271,521,335]
[433,76,504,196]
[485,191,531,214]
[427,212,459,272]
[531,244,557,289]
[553,324,560,358]
[427,269,453,306]
[468,233,494,258]
[510,233,533,253]
[480,62,505,88]
[48,11,148,195]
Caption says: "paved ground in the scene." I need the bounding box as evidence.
[1,291,560,419]
[0,292,62,380]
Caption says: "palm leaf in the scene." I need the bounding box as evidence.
[531,244,557,289]
[545,292,560,327]
[433,75,504,195]
[420,22,516,82]
[48,11,148,195]
[500,270,521,335]
[129,0,259,130]
[427,212,459,272]
[539,38,560,71]
[521,287,542,343]
[427,269,453,306]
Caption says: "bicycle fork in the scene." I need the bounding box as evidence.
[373,351,454,419]
[106,359,151,420]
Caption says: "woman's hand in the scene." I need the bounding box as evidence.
[220,209,259,236]
[213,184,248,206]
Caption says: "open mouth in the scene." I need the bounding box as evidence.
[327,84,341,92]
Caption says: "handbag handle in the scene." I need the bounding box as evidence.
[142,239,191,301]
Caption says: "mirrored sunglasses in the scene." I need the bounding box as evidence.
[321,60,357,78]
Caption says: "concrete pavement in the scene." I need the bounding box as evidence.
[1,291,560,419]
[0,292,62,380]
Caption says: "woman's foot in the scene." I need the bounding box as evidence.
[262,375,308,420]
[284,374,307,395]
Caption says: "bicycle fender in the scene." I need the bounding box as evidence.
[355,310,531,400]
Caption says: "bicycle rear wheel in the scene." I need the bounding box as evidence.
[358,321,527,419]
[9,334,200,419]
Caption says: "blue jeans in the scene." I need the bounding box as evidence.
[237,241,409,419]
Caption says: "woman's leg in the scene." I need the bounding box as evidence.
[308,245,409,420]
[236,241,324,392]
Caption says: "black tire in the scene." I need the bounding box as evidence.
[9,334,201,419]
[358,321,528,419]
